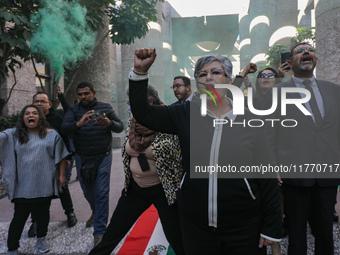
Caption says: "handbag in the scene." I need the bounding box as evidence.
[80,154,106,185]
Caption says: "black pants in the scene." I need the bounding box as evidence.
[8,198,52,251]
[178,210,266,255]
[31,186,74,222]
[58,185,75,215]
[89,179,185,255]
[283,184,337,255]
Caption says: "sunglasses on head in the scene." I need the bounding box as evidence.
[257,73,276,79]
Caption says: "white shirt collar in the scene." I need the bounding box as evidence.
[292,75,316,87]
[186,93,193,102]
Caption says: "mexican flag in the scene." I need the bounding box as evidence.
[117,205,176,255]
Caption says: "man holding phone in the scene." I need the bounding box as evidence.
[281,52,291,69]
[61,82,124,247]
[278,52,293,80]
[267,42,340,255]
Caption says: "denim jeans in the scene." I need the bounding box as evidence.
[75,151,112,236]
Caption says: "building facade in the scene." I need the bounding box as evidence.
[1,0,339,129]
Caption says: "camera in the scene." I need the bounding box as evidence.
[90,110,104,120]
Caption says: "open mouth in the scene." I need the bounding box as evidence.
[301,55,313,63]
[28,119,35,124]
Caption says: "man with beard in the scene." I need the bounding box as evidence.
[171,76,192,104]
[267,42,340,255]
[61,82,124,247]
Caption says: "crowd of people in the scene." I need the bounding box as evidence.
[1,41,339,255]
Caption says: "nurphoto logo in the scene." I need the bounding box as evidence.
[200,84,313,128]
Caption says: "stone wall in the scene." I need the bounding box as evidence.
[315,0,340,83]
[0,58,36,116]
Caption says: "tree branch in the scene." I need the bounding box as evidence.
[31,58,45,91]
[4,70,17,105]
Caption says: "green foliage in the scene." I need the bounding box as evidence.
[0,1,40,83]
[78,0,111,30]
[0,113,19,131]
[266,44,288,69]
[291,27,315,46]
[266,27,315,69]
[67,0,165,45]
[107,0,164,45]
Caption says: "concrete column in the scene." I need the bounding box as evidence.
[268,0,298,47]
[315,0,340,83]
[248,0,271,67]
[162,2,174,105]
[121,39,147,126]
[239,0,298,71]
[108,43,119,114]
[239,12,252,69]
[146,2,165,103]
[64,17,111,107]
[119,2,164,127]
[267,0,298,70]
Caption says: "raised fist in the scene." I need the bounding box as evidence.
[134,48,157,74]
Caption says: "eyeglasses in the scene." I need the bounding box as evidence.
[294,47,316,54]
[257,73,276,79]
[197,68,226,80]
[170,83,185,90]
[33,100,49,104]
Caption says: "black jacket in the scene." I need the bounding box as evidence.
[46,108,70,152]
[266,79,340,187]
[61,99,124,156]
[129,78,281,240]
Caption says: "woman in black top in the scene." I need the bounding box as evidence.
[129,48,282,255]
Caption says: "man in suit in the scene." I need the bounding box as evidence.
[268,42,340,255]
[171,76,192,104]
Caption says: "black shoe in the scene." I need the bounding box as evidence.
[28,221,37,238]
[67,212,77,227]
[333,212,339,222]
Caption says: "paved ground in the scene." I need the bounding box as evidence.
[1,148,340,254]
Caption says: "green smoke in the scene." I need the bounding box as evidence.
[30,0,96,81]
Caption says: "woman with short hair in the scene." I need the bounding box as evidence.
[128,48,282,255]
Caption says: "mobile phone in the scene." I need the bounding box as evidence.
[137,153,150,172]
[90,110,104,120]
[281,52,291,70]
